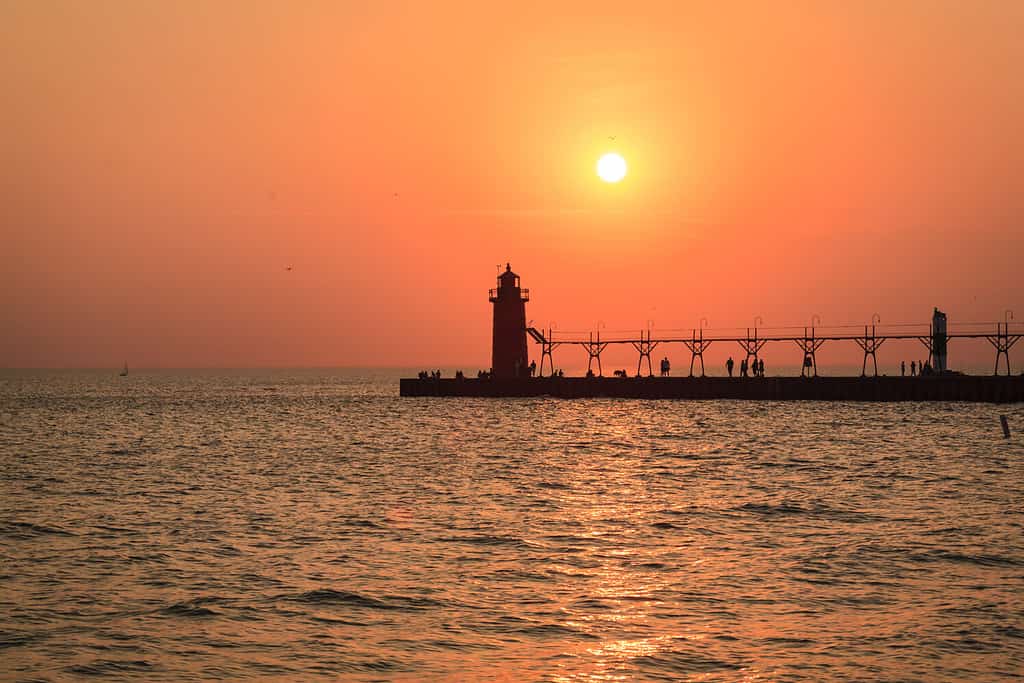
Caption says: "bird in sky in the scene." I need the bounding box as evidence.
[285,266,293,271]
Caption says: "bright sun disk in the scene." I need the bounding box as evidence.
[597,153,627,183]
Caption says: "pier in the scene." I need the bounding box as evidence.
[401,375,1024,402]
[401,265,1023,402]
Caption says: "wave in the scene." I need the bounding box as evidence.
[467,616,597,640]
[103,447,144,456]
[0,521,76,538]
[734,502,884,523]
[647,520,720,534]
[286,589,446,611]
[0,631,36,649]
[489,568,551,582]
[631,561,668,570]
[736,502,814,516]
[512,622,598,640]
[633,650,743,675]
[570,598,613,610]
[908,549,1022,568]
[438,534,532,549]
[67,660,154,675]
[159,602,219,618]
[650,521,680,529]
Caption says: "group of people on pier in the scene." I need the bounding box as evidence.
[418,369,497,379]
[901,360,935,377]
[725,356,765,377]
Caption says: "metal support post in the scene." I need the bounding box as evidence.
[527,327,561,377]
[631,330,659,377]
[584,331,608,376]
[682,328,713,377]
[737,327,767,374]
[794,326,825,377]
[916,326,935,370]
[986,322,1021,376]
[854,324,886,377]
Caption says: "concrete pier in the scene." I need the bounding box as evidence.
[401,375,1024,402]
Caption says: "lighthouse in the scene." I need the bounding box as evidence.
[489,264,529,378]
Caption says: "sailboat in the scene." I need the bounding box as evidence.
[119,362,128,377]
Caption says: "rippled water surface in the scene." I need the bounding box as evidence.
[1,369,1022,681]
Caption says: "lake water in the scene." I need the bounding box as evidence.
[1,369,1022,681]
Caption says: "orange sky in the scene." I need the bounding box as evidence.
[2,2,1022,369]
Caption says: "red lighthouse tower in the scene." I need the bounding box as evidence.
[489,263,529,378]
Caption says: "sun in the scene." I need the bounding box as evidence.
[597,152,627,183]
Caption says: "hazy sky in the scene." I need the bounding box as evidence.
[3,1,1022,368]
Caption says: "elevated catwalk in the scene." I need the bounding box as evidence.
[401,375,1024,403]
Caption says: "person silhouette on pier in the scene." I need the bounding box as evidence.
[901,360,906,377]
[758,358,765,377]
[910,360,916,377]
[726,357,734,377]
[740,358,747,377]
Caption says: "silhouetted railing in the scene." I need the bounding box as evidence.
[489,288,529,302]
